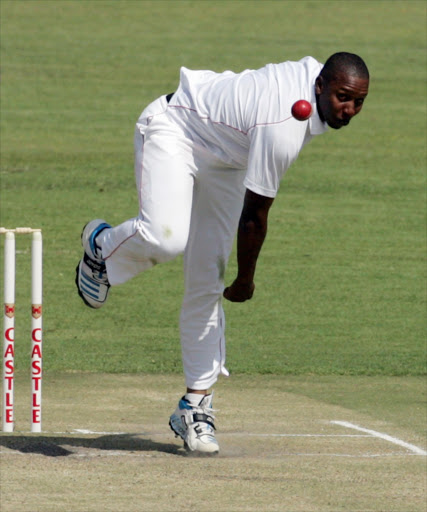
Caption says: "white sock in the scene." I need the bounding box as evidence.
[185,393,207,405]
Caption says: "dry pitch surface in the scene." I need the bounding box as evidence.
[1,374,425,512]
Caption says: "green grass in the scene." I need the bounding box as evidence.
[1,0,426,376]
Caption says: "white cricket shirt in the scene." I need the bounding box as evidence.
[168,56,328,197]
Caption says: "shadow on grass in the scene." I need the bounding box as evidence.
[0,433,186,457]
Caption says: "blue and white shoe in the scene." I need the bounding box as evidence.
[169,394,219,454]
[75,219,111,309]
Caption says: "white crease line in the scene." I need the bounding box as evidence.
[5,427,425,457]
[331,421,427,456]
[72,429,127,435]
[266,452,414,458]
[47,431,369,437]
[0,430,128,435]
[229,433,369,437]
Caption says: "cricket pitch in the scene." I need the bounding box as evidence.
[1,374,425,512]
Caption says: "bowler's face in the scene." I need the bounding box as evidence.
[315,73,369,129]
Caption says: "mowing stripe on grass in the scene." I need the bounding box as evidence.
[331,421,427,456]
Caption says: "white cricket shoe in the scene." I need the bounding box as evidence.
[75,219,111,309]
[169,394,219,454]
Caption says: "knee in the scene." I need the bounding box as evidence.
[134,217,189,265]
[154,229,188,264]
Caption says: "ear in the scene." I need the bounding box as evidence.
[315,75,323,95]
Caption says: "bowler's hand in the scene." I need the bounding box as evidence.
[223,279,255,302]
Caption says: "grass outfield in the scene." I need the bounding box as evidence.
[1,0,426,378]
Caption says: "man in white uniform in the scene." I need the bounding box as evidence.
[76,52,369,454]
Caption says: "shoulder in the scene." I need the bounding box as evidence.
[273,56,324,77]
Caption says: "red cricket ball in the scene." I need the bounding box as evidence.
[291,100,312,121]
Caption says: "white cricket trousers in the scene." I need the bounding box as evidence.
[99,96,246,390]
